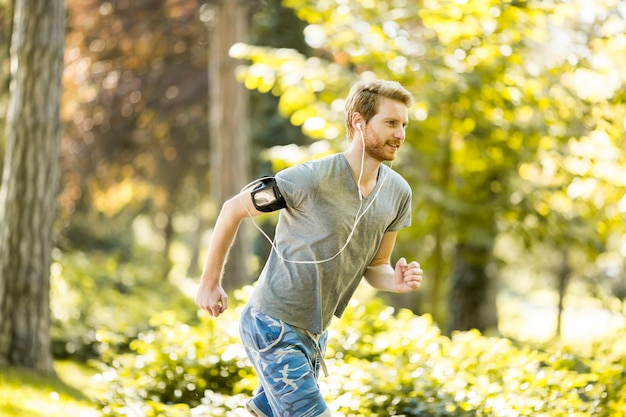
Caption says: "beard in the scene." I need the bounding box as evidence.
[362,130,400,162]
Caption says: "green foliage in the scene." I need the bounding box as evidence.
[95,307,256,416]
[90,292,625,417]
[233,0,626,332]
[327,299,626,416]
[50,250,196,361]
[47,251,626,416]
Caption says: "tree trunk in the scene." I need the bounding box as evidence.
[161,211,174,280]
[447,242,498,334]
[430,110,452,325]
[0,0,15,172]
[555,249,570,338]
[0,0,64,374]
[207,0,252,292]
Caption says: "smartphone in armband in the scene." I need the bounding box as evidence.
[251,177,287,212]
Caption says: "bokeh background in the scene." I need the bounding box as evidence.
[0,0,625,416]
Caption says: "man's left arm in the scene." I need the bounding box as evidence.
[363,231,423,293]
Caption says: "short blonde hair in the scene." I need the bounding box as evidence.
[344,79,413,141]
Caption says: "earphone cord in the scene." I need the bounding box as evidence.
[239,127,391,265]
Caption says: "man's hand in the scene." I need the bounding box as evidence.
[195,282,228,317]
[394,257,423,293]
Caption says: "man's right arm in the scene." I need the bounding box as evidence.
[195,190,264,317]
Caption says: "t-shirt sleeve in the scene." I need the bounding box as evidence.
[387,183,412,232]
[274,162,318,209]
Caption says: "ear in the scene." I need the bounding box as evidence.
[351,113,363,131]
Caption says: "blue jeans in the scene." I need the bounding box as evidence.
[240,304,329,416]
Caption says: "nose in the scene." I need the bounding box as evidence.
[395,126,406,142]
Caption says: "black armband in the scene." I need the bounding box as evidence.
[251,176,287,212]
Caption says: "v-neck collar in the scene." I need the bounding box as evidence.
[339,153,383,199]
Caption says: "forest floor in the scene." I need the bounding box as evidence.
[0,361,102,417]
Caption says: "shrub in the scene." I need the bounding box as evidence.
[94,292,257,416]
[50,250,196,361]
[324,298,625,417]
[94,295,626,417]
[52,251,625,416]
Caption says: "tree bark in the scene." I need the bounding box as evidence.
[447,242,498,334]
[0,0,64,374]
[0,0,15,171]
[207,0,252,291]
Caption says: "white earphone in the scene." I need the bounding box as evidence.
[240,117,392,265]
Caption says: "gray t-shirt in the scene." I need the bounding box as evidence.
[248,153,412,334]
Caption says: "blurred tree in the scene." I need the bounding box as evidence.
[411,0,554,333]
[0,0,65,373]
[204,0,254,291]
[245,0,313,267]
[61,0,211,275]
[55,0,625,336]
[229,0,552,332]
[60,0,312,285]
[248,0,311,156]
[228,0,626,333]
[0,0,13,172]
[485,0,626,338]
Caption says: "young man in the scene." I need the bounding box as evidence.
[196,79,424,416]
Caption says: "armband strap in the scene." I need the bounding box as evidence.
[251,177,287,212]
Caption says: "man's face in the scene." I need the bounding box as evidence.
[361,97,409,162]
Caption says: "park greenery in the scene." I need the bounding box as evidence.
[230,0,626,332]
[1,249,625,416]
[1,0,626,415]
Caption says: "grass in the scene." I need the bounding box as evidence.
[0,360,103,417]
